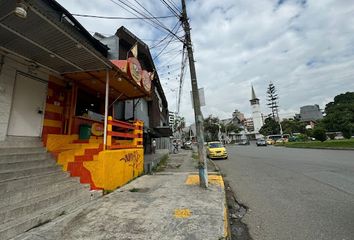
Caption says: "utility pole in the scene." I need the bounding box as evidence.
[181,0,208,188]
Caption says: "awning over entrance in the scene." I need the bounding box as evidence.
[62,68,149,101]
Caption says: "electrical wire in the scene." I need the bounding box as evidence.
[72,13,176,19]
[160,0,181,18]
[177,46,188,114]
[153,23,182,60]
[166,0,181,13]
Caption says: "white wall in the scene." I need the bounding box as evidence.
[0,54,49,141]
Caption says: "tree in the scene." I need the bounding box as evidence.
[313,127,327,142]
[322,92,354,139]
[222,122,241,134]
[266,83,279,121]
[281,119,306,134]
[259,117,280,136]
[203,115,220,142]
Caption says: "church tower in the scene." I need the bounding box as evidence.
[250,86,263,133]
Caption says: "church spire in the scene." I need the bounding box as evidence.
[250,85,259,105]
[251,85,257,100]
[251,85,259,100]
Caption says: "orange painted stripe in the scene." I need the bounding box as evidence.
[45,104,63,114]
[43,119,62,128]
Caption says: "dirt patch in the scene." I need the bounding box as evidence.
[224,180,252,240]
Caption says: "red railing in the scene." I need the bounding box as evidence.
[106,116,143,150]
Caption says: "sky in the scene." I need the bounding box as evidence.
[57,0,354,124]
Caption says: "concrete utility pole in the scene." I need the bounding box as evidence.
[181,0,208,188]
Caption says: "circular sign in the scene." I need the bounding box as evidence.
[141,70,151,92]
[127,57,142,84]
[91,123,104,136]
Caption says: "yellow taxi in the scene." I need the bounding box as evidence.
[206,141,228,159]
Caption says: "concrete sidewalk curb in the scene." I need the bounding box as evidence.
[275,145,354,151]
[207,158,231,239]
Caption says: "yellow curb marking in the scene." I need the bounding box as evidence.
[185,174,224,188]
[174,208,191,218]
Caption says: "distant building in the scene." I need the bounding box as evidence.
[233,109,245,122]
[169,111,175,129]
[244,117,254,132]
[299,105,323,122]
[250,86,263,133]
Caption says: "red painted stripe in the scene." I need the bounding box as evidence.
[44,111,62,121]
[75,155,94,162]
[48,81,65,90]
[107,131,137,138]
[108,120,136,129]
[42,126,61,134]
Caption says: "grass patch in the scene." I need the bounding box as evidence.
[152,154,169,172]
[276,139,354,149]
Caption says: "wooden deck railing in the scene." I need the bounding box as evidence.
[107,116,143,150]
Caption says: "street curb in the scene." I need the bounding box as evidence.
[209,158,231,239]
[275,145,354,151]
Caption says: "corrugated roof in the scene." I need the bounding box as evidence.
[0,0,111,73]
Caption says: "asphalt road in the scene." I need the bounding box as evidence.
[216,144,354,240]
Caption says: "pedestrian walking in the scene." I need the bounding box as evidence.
[172,140,178,154]
[152,139,156,154]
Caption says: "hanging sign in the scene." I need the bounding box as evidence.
[141,70,151,92]
[127,57,142,84]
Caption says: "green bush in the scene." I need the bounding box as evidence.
[295,134,307,142]
[342,125,353,139]
[313,127,327,142]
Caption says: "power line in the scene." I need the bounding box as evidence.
[150,21,181,49]
[153,23,182,60]
[72,13,176,20]
[111,0,183,42]
[177,46,188,114]
[160,0,181,18]
[166,0,181,13]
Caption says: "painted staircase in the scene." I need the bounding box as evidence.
[51,137,104,190]
[0,137,100,240]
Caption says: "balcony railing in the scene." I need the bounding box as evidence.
[107,116,143,150]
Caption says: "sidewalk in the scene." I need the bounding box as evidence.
[14,150,228,240]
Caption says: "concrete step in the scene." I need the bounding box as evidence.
[0,147,46,156]
[0,159,57,172]
[0,190,94,240]
[0,171,70,195]
[0,137,42,148]
[0,177,81,208]
[0,182,90,224]
[0,165,62,182]
[0,152,51,164]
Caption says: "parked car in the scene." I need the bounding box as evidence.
[238,139,250,145]
[256,139,267,146]
[206,141,228,159]
[266,139,274,145]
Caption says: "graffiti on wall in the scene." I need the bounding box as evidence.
[120,150,142,169]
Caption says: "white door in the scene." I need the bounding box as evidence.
[7,74,47,137]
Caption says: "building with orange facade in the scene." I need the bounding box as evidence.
[0,1,169,238]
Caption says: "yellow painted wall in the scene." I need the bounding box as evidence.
[46,134,78,151]
[84,148,144,190]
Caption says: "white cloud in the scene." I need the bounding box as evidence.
[58,0,354,125]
